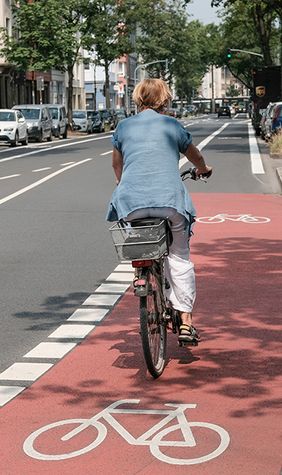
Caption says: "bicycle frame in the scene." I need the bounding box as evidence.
[61,399,197,447]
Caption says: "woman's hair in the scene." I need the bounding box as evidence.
[132,78,172,112]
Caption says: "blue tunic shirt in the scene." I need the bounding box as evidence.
[106,109,196,223]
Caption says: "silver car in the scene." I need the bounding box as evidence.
[12,104,52,142]
[72,110,92,133]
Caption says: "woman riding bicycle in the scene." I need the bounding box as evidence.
[107,78,212,343]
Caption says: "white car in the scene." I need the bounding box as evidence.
[0,109,28,147]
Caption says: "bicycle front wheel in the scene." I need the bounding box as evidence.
[139,269,167,378]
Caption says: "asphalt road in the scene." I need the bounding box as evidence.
[0,114,280,373]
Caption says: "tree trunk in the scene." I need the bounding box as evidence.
[253,5,273,66]
[67,64,74,130]
[105,61,111,109]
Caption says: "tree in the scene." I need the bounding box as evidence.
[211,0,281,66]
[83,0,136,109]
[0,0,91,124]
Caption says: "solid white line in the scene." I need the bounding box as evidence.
[67,308,109,322]
[23,342,77,359]
[0,386,25,407]
[0,158,92,206]
[48,324,95,339]
[100,150,112,156]
[179,122,229,168]
[82,293,121,306]
[0,174,20,180]
[248,123,265,174]
[32,167,52,172]
[0,362,53,381]
[0,134,112,163]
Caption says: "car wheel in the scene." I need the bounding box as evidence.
[10,131,19,147]
[57,127,61,138]
[21,133,28,146]
[62,128,67,139]
[47,132,52,142]
[37,130,43,142]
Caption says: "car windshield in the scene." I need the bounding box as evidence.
[0,111,16,121]
[49,108,58,120]
[101,111,110,118]
[18,109,40,120]
[73,111,86,119]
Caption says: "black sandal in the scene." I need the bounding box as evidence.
[178,324,200,343]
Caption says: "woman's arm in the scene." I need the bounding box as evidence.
[184,143,212,176]
[112,147,123,184]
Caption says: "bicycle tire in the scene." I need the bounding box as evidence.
[139,269,167,378]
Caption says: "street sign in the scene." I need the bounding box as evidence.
[113,84,119,91]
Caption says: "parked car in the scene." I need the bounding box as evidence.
[12,104,52,142]
[264,102,277,140]
[270,102,282,135]
[114,109,127,126]
[72,110,92,133]
[0,109,28,147]
[252,107,265,136]
[218,105,231,118]
[99,109,115,130]
[45,104,67,139]
[87,110,105,133]
[259,108,268,139]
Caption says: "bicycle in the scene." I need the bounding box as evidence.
[23,399,230,465]
[110,168,209,379]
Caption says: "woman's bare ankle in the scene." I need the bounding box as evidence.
[179,312,192,326]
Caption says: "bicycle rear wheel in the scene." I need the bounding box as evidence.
[139,268,167,378]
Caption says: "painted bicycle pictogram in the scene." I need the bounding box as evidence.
[23,399,230,465]
[196,213,270,224]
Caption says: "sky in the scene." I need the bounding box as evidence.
[187,0,221,25]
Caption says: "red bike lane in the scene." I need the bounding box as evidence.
[0,193,281,475]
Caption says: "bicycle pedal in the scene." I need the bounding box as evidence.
[178,339,199,347]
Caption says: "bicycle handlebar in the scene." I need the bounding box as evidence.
[181,167,212,182]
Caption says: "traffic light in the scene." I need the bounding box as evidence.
[226,48,232,59]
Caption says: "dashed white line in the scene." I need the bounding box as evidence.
[60,161,75,166]
[0,174,20,180]
[0,158,92,206]
[100,150,112,156]
[32,167,52,172]
[106,272,133,282]
[23,342,77,359]
[48,324,95,340]
[0,362,53,381]
[67,308,109,322]
[0,386,25,407]
[82,293,121,306]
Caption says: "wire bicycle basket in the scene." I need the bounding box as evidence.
[109,220,169,261]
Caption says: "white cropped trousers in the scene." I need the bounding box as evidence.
[126,207,196,313]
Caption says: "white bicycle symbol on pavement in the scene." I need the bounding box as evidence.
[197,213,270,224]
[23,399,230,466]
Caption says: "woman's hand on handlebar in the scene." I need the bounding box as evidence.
[196,165,212,178]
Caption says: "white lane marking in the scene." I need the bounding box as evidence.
[67,308,109,322]
[23,342,77,359]
[179,122,229,168]
[60,161,75,166]
[0,363,53,381]
[184,122,198,128]
[248,123,265,174]
[0,386,25,407]
[48,324,95,339]
[100,150,112,156]
[0,158,92,206]
[0,135,112,163]
[0,174,20,180]
[106,272,133,282]
[82,293,121,306]
[32,167,52,172]
[113,264,134,272]
[95,283,130,293]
